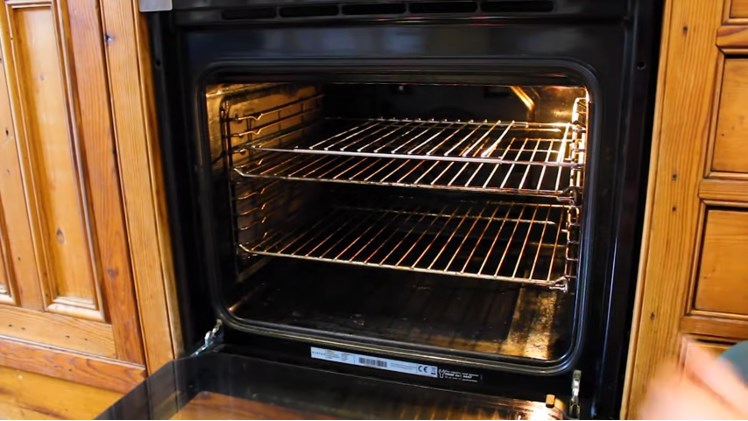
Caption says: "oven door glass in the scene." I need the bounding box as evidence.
[96,352,565,420]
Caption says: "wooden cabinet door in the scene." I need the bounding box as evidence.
[623,0,748,417]
[0,0,146,392]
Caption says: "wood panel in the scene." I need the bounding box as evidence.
[621,0,724,417]
[693,209,748,315]
[0,338,145,393]
[717,25,748,47]
[2,2,103,319]
[0,365,122,420]
[712,59,748,173]
[60,0,146,363]
[681,337,733,366]
[0,24,41,310]
[0,306,115,357]
[100,0,181,371]
[681,315,748,339]
[730,0,748,19]
[700,178,748,202]
[0,199,14,305]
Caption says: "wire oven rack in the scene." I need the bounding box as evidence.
[231,116,585,201]
[238,201,571,290]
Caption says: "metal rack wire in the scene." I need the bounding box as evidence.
[232,117,584,200]
[238,202,570,289]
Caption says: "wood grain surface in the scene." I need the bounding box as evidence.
[0,338,145,393]
[9,3,101,316]
[712,59,748,173]
[730,0,748,19]
[0,13,41,310]
[700,178,748,202]
[0,364,121,420]
[0,0,178,399]
[680,315,748,339]
[693,209,748,315]
[717,24,748,47]
[60,0,146,363]
[100,0,182,372]
[0,306,115,357]
[622,0,724,417]
[0,0,146,369]
[171,392,335,420]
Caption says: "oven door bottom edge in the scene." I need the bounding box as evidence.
[96,349,577,420]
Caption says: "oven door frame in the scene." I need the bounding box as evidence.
[97,350,571,420]
[193,65,596,377]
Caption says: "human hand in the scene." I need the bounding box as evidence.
[638,344,748,419]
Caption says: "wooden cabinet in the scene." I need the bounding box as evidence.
[0,0,179,393]
[623,0,748,417]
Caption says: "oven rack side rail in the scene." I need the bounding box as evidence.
[225,97,588,204]
[563,96,586,284]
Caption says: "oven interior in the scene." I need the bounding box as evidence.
[205,81,588,367]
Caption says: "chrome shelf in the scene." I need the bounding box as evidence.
[239,202,572,290]
[233,117,584,200]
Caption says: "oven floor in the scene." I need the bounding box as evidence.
[229,259,572,361]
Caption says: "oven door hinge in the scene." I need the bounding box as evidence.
[139,0,172,12]
[567,369,582,419]
[190,319,223,357]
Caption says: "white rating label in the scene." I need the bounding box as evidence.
[310,347,438,378]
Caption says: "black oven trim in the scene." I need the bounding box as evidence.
[186,60,599,377]
[147,3,663,414]
[170,0,627,23]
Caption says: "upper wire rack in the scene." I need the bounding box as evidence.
[233,116,585,200]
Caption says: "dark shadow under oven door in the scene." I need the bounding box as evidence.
[96,351,566,419]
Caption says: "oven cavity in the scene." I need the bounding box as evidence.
[208,81,588,363]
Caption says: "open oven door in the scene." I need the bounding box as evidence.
[96,348,570,420]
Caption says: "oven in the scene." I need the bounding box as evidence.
[100,0,662,418]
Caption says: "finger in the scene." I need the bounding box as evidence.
[668,375,742,419]
[684,345,748,416]
[640,369,742,420]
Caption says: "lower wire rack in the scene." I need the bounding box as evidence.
[238,201,573,290]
